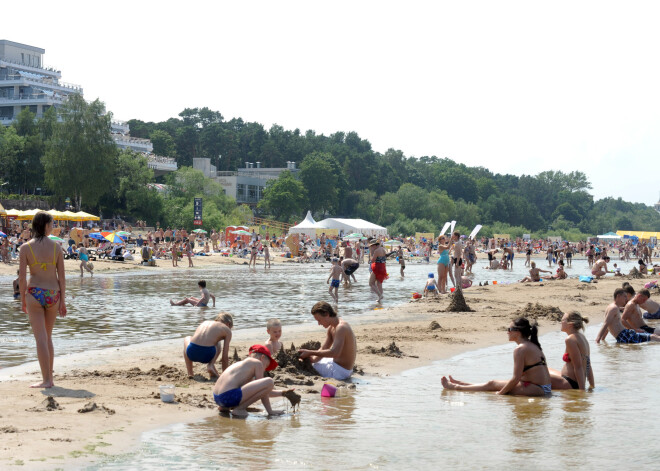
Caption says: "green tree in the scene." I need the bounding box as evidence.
[0,125,24,189]
[150,129,177,157]
[116,150,162,222]
[300,152,338,215]
[43,95,117,210]
[258,170,307,220]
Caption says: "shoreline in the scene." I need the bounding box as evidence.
[0,275,629,469]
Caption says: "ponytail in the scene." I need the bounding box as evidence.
[513,317,542,351]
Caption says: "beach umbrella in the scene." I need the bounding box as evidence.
[61,210,80,221]
[231,230,252,235]
[47,209,71,221]
[48,235,65,242]
[17,209,41,220]
[6,209,21,218]
[343,233,363,240]
[101,231,126,244]
[0,231,6,238]
[192,229,208,234]
[74,211,100,221]
[383,239,403,247]
[116,231,132,236]
[88,232,105,240]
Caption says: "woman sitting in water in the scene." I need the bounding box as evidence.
[551,260,567,280]
[519,261,552,283]
[549,311,594,390]
[441,317,552,396]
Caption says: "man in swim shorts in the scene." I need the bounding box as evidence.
[622,289,659,333]
[299,301,356,381]
[640,291,660,319]
[184,312,233,378]
[212,344,291,416]
[341,257,360,285]
[596,288,660,344]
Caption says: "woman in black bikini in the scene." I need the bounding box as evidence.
[549,312,594,390]
[441,317,552,396]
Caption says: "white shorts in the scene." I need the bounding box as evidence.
[312,357,353,380]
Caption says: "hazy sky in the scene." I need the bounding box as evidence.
[5,1,660,206]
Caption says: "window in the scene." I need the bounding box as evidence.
[248,185,257,201]
[237,184,245,200]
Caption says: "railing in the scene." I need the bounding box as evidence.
[216,171,238,177]
[0,58,61,76]
[0,94,66,104]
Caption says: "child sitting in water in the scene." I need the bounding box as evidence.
[265,318,283,355]
[170,280,216,307]
[183,312,233,378]
[212,344,292,417]
[424,273,439,298]
[327,258,344,303]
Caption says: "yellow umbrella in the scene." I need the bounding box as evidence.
[6,209,21,218]
[0,202,6,216]
[74,211,100,221]
[17,209,41,220]
[47,209,71,221]
[62,210,80,221]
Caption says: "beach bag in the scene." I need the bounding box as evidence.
[579,275,593,283]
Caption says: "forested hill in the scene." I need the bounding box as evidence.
[129,107,660,238]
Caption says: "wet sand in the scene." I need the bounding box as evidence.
[0,274,634,469]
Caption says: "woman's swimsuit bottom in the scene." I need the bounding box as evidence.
[80,253,89,262]
[562,375,580,389]
[521,381,552,395]
[213,388,243,408]
[616,329,651,344]
[438,250,450,267]
[28,287,60,308]
[186,342,217,364]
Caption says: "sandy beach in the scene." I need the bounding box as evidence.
[0,264,632,469]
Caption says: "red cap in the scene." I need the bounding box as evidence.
[249,344,278,371]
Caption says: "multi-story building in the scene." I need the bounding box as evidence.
[1,39,177,176]
[193,158,299,205]
[0,39,82,125]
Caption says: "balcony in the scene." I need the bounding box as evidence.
[0,76,82,94]
[112,134,153,153]
[0,58,61,78]
[146,154,177,176]
[0,93,67,106]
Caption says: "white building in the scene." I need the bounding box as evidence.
[0,39,82,125]
[112,120,177,176]
[193,158,299,205]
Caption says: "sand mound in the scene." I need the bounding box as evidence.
[365,341,404,358]
[274,342,322,375]
[428,320,442,331]
[77,402,115,415]
[1,426,18,433]
[28,396,62,412]
[67,365,190,382]
[628,267,645,279]
[447,289,473,312]
[513,302,564,322]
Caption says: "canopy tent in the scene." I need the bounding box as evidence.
[617,230,660,241]
[288,211,318,238]
[314,218,387,238]
[597,232,622,240]
[0,202,6,216]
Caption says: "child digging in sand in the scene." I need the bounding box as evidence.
[183,312,233,378]
[265,318,283,356]
[212,344,294,416]
[424,273,439,298]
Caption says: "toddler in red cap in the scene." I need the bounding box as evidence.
[212,344,293,417]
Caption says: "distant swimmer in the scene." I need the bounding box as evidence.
[299,301,356,381]
[442,317,552,396]
[171,280,215,307]
[596,288,660,344]
[549,312,594,390]
[212,344,292,417]
[183,312,233,378]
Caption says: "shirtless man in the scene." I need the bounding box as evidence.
[183,312,233,378]
[591,256,609,279]
[343,241,353,260]
[341,257,360,285]
[519,262,552,283]
[299,301,356,380]
[212,344,291,416]
[503,246,514,270]
[641,290,660,319]
[170,280,216,307]
[369,240,388,302]
[622,289,659,334]
[596,288,660,343]
[450,232,464,292]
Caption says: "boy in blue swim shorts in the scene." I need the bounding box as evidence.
[184,312,233,379]
[327,258,343,303]
[212,344,293,417]
[424,273,439,298]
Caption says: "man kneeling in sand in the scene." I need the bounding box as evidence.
[184,312,233,378]
[299,301,356,380]
[596,288,660,343]
[212,344,292,417]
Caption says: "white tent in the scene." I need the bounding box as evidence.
[288,211,319,238]
[597,232,622,240]
[315,218,387,238]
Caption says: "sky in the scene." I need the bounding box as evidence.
[4,1,660,206]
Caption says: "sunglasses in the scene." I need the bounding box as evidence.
[507,327,522,332]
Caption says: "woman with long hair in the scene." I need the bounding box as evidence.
[442,317,551,396]
[549,311,594,390]
[19,211,67,388]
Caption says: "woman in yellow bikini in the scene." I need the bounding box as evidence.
[18,212,67,389]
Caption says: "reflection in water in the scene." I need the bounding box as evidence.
[93,325,660,469]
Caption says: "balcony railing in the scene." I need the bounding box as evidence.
[0,58,61,77]
[0,94,67,104]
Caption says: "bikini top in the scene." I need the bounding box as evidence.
[27,243,57,271]
[522,356,547,372]
[375,256,387,263]
[563,352,592,372]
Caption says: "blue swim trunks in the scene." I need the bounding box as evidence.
[214,388,243,408]
[644,308,660,320]
[427,285,436,290]
[331,279,340,288]
[197,302,207,307]
[616,329,651,344]
[186,342,217,363]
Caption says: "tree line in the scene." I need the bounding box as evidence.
[2,98,659,238]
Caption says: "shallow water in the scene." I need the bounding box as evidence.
[0,257,643,367]
[88,324,660,470]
